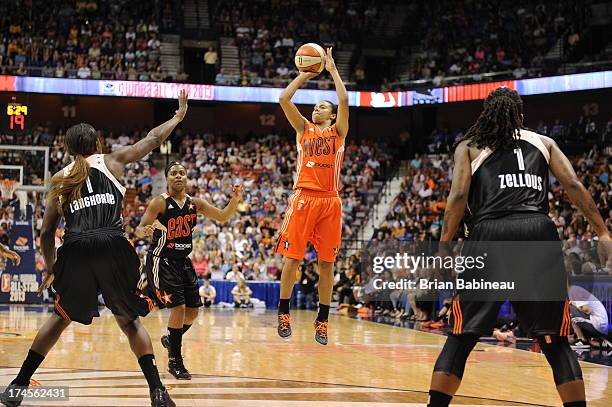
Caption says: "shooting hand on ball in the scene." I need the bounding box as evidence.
[324,47,337,73]
[299,71,319,80]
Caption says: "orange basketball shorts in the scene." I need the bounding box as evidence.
[274,188,342,263]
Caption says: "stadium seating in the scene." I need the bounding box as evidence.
[0,0,178,81]
[0,127,392,281]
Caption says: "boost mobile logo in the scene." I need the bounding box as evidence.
[14,236,29,251]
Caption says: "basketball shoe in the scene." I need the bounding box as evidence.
[161,335,191,380]
[150,388,175,407]
[167,357,192,380]
[277,313,292,338]
[0,383,23,407]
[314,320,328,345]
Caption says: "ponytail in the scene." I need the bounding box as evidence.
[47,155,90,213]
[48,122,99,213]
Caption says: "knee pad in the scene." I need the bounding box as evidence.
[433,334,479,379]
[537,335,583,386]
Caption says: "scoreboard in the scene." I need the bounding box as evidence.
[2,96,30,132]
[7,98,28,130]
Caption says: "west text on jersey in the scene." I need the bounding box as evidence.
[303,136,337,157]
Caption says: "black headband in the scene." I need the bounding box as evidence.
[164,161,186,176]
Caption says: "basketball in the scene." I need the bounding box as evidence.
[294,43,326,73]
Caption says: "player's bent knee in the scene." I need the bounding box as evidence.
[51,311,72,327]
[537,335,583,386]
[114,315,140,333]
[433,334,479,379]
[185,307,199,319]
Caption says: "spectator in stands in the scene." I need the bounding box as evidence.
[225,263,244,281]
[193,251,208,279]
[198,279,217,308]
[215,68,229,85]
[569,285,610,349]
[175,71,188,82]
[397,0,591,88]
[0,0,173,82]
[296,263,318,310]
[336,265,361,306]
[204,47,218,84]
[231,278,253,308]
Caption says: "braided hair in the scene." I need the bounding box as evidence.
[461,87,524,151]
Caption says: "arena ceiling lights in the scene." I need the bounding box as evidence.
[0,70,610,108]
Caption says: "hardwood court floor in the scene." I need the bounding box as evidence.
[1,306,611,406]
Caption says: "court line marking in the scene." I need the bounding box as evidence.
[0,366,551,406]
[347,313,612,370]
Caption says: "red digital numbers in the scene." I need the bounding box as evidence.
[9,114,25,130]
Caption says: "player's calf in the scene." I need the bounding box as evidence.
[537,335,585,406]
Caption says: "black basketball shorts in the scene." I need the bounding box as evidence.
[143,253,202,309]
[450,214,571,337]
[52,235,155,325]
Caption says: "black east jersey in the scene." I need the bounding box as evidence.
[52,154,153,325]
[62,154,125,239]
[144,193,201,309]
[466,129,550,230]
[149,193,198,258]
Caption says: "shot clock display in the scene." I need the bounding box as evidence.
[6,97,29,131]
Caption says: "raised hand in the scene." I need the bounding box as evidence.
[175,89,189,121]
[231,184,244,201]
[4,249,20,266]
[324,47,337,73]
[38,272,54,296]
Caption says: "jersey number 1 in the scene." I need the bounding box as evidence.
[514,148,525,171]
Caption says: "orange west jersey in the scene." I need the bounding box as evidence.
[294,122,345,192]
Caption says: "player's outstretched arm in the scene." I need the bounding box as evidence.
[106,89,188,174]
[546,138,610,241]
[325,47,349,138]
[135,196,167,238]
[194,185,244,223]
[440,141,472,241]
[0,242,20,266]
[279,72,318,136]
